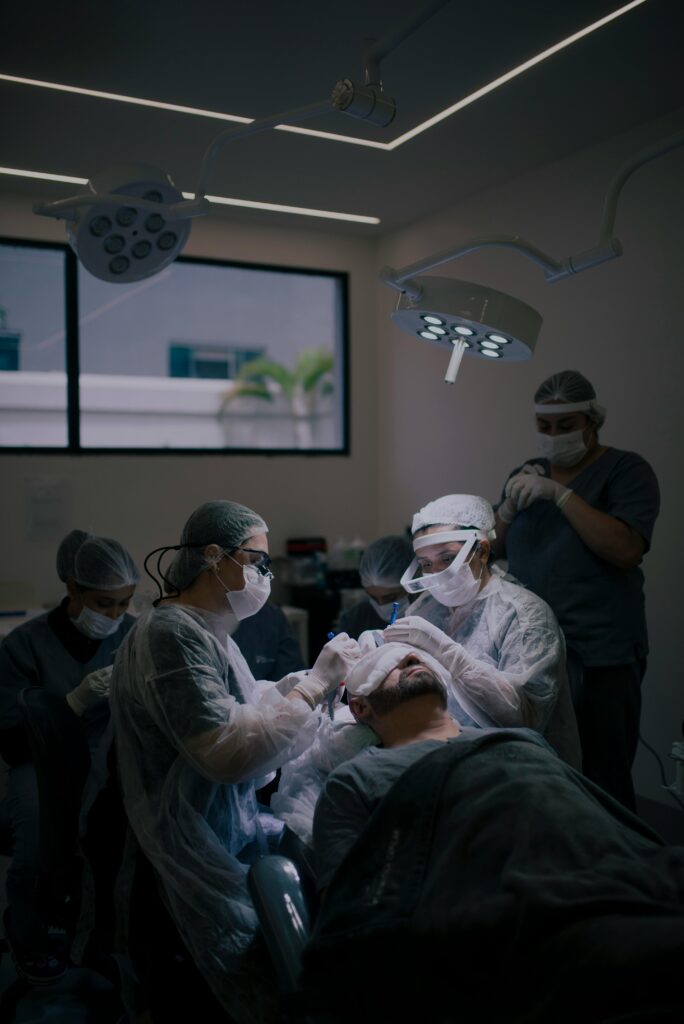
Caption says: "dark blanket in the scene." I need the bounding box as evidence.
[301,732,684,1023]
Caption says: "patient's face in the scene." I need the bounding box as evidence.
[368,653,447,715]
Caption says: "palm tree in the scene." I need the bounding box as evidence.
[219,348,334,448]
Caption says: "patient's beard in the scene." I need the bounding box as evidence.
[368,668,447,716]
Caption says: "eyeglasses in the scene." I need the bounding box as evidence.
[233,547,273,578]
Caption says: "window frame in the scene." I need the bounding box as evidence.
[0,236,351,457]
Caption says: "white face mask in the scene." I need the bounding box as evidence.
[401,531,486,609]
[72,605,123,640]
[215,557,272,622]
[427,558,483,608]
[368,596,409,623]
[536,429,588,467]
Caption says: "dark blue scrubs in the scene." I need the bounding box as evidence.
[500,447,660,809]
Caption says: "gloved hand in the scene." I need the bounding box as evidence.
[497,464,545,522]
[65,665,113,716]
[291,633,362,709]
[505,470,571,511]
[382,616,470,677]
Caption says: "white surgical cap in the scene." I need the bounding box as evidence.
[57,530,140,589]
[412,495,495,538]
[534,370,606,428]
[166,500,268,592]
[359,535,414,588]
[345,641,450,697]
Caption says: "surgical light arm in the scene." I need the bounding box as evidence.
[381,128,684,300]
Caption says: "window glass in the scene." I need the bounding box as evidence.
[0,243,67,447]
[78,258,347,451]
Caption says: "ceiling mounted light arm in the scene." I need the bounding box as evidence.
[194,99,332,199]
[382,129,684,386]
[383,129,684,299]
[362,0,451,86]
[600,128,684,239]
[33,190,206,223]
[380,235,567,301]
[333,0,450,128]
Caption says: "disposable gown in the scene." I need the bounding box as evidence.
[110,603,319,1022]
[410,567,581,767]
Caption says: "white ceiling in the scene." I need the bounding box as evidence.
[1,0,682,234]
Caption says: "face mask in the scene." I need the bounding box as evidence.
[427,557,483,608]
[536,429,588,467]
[368,596,409,623]
[215,558,271,622]
[72,605,123,639]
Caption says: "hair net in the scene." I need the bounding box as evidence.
[166,500,268,592]
[534,370,606,429]
[56,529,91,582]
[359,535,414,588]
[345,641,450,697]
[56,529,139,590]
[412,495,495,538]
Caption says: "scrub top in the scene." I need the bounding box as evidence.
[501,448,659,666]
[0,598,135,763]
[336,598,386,639]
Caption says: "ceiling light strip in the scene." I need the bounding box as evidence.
[0,166,380,225]
[182,191,380,224]
[386,0,649,148]
[0,2,649,154]
[0,73,252,124]
[0,166,88,185]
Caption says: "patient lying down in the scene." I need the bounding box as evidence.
[301,642,684,1024]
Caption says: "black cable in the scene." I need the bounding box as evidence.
[638,734,684,814]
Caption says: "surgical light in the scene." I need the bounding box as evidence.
[381,128,684,385]
[393,276,542,370]
[39,163,195,284]
[33,92,383,283]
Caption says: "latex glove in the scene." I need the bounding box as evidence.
[497,464,545,523]
[382,616,469,676]
[505,470,571,511]
[291,633,362,709]
[65,665,113,716]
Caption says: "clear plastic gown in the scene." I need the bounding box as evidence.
[410,567,581,767]
[110,603,318,1022]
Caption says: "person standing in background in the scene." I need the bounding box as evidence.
[335,534,414,638]
[493,370,660,810]
[0,529,139,981]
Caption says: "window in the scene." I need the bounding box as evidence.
[0,241,69,447]
[0,239,349,453]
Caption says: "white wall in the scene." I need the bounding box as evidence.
[376,108,684,805]
[1,106,683,806]
[0,193,381,606]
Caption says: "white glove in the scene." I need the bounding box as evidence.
[291,633,362,709]
[505,469,571,511]
[497,464,545,522]
[65,665,113,716]
[382,616,470,676]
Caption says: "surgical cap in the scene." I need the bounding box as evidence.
[359,535,414,588]
[57,529,139,589]
[534,370,606,428]
[345,641,450,697]
[412,495,495,537]
[56,529,91,582]
[165,500,268,591]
